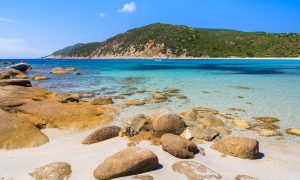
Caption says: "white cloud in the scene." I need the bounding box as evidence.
[0,37,50,58]
[99,12,105,18]
[0,17,14,23]
[119,2,136,13]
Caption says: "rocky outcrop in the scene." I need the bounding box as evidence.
[29,162,72,180]
[172,161,222,180]
[90,96,114,105]
[0,109,49,150]
[82,126,121,144]
[151,110,186,136]
[0,79,32,87]
[160,134,199,158]
[93,147,159,179]
[211,137,259,159]
[10,63,31,72]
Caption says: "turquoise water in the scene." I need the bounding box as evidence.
[3,59,300,140]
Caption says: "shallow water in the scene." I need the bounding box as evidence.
[3,59,300,141]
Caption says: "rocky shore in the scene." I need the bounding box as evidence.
[1,61,300,180]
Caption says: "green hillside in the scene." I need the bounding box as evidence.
[50,23,300,58]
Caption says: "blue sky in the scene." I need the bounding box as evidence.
[0,0,300,58]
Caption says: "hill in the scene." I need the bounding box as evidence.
[48,23,300,58]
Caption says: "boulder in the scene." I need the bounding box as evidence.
[233,120,251,129]
[90,96,114,105]
[123,114,152,137]
[82,126,121,144]
[286,128,300,137]
[93,147,159,180]
[160,134,199,158]
[151,110,186,136]
[123,100,145,106]
[32,75,49,81]
[193,128,220,141]
[50,67,70,75]
[0,79,32,87]
[0,109,49,150]
[172,161,222,179]
[29,162,72,180]
[198,113,224,127]
[211,137,259,159]
[10,63,31,72]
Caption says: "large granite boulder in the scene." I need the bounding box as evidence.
[82,126,121,144]
[172,161,222,179]
[10,63,31,72]
[0,109,49,150]
[151,110,186,136]
[90,96,114,105]
[93,147,159,180]
[160,133,199,158]
[211,137,259,159]
[29,162,72,180]
[0,79,32,87]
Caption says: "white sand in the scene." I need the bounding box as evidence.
[1,127,300,180]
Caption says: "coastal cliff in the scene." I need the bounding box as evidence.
[48,23,300,58]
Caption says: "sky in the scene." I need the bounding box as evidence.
[0,0,300,58]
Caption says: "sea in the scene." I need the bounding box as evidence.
[2,59,300,141]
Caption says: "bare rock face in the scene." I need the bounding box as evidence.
[151,110,186,136]
[172,161,222,180]
[0,79,32,87]
[93,147,159,180]
[0,109,49,150]
[90,96,114,105]
[211,137,259,159]
[82,126,121,144]
[160,134,199,158]
[29,162,72,180]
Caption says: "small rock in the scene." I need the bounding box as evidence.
[121,91,135,96]
[131,175,153,180]
[136,90,146,93]
[93,147,159,180]
[211,137,259,159]
[82,126,121,144]
[0,79,32,87]
[235,175,258,180]
[176,94,188,99]
[114,95,125,99]
[255,128,282,137]
[193,128,220,141]
[151,110,186,136]
[123,100,145,106]
[180,129,193,140]
[90,96,114,105]
[233,119,251,129]
[65,67,76,71]
[161,133,199,158]
[32,75,49,81]
[153,93,167,100]
[286,128,300,137]
[29,162,72,180]
[74,71,81,75]
[172,161,222,180]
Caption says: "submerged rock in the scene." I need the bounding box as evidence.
[93,147,159,180]
[90,96,114,105]
[123,100,145,106]
[233,119,251,129]
[253,117,280,123]
[29,162,72,180]
[286,128,300,137]
[0,79,32,87]
[161,133,199,158]
[211,137,259,159]
[172,161,222,180]
[32,74,49,81]
[0,109,49,150]
[235,175,258,180]
[255,128,282,137]
[151,110,186,136]
[50,67,70,74]
[82,126,121,144]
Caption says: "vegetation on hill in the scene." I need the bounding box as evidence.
[50,23,300,58]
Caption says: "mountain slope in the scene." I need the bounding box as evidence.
[48,23,300,58]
